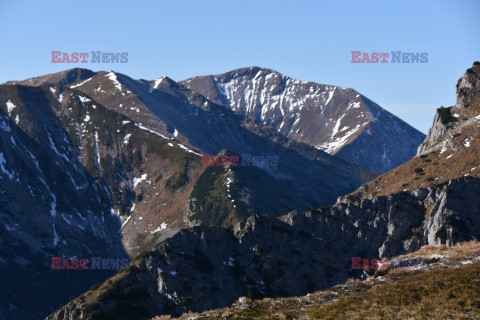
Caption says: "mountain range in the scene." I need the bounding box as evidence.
[0,65,435,319]
[43,61,480,319]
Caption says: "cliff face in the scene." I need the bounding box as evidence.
[418,62,480,155]
[345,62,480,198]
[416,109,453,155]
[169,240,480,320]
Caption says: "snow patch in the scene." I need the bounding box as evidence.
[120,216,132,230]
[46,129,70,162]
[153,77,165,89]
[133,173,148,188]
[135,123,172,140]
[6,100,16,115]
[105,71,123,91]
[324,87,336,106]
[78,96,91,105]
[150,222,168,233]
[177,143,202,156]
[70,78,92,89]
[124,133,132,145]
[52,224,59,246]
[0,153,15,180]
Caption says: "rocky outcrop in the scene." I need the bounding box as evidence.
[47,216,339,319]
[417,108,455,154]
[418,62,480,155]
[456,62,480,108]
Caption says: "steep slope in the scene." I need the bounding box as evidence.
[0,84,123,320]
[0,83,206,319]
[349,61,480,198]
[180,67,425,172]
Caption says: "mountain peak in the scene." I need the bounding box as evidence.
[4,68,96,86]
[418,62,480,155]
[456,61,480,108]
[180,67,425,172]
[216,66,290,83]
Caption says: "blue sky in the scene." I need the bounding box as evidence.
[1,0,479,133]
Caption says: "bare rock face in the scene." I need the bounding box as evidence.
[290,177,480,260]
[418,62,480,155]
[417,109,454,154]
[456,62,480,108]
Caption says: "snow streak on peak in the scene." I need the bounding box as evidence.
[70,78,92,89]
[154,77,166,89]
[105,71,123,92]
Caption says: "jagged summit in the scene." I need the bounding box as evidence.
[418,61,480,155]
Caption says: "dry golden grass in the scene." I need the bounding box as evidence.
[401,240,480,261]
